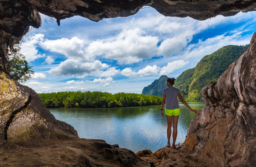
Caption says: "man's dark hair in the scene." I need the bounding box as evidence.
[167,78,175,85]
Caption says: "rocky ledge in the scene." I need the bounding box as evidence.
[0,72,78,144]
[0,139,149,167]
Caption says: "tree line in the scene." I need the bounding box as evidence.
[38,91,162,108]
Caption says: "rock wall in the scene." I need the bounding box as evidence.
[181,32,256,167]
[0,72,78,144]
[1,0,256,72]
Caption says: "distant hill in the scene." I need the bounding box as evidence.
[142,75,168,97]
[142,45,250,101]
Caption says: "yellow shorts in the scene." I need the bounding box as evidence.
[165,108,180,116]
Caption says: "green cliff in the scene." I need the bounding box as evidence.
[142,75,168,97]
[142,45,249,101]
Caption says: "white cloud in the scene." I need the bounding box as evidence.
[45,56,54,64]
[84,28,159,64]
[103,83,110,87]
[66,80,84,84]
[137,65,159,76]
[160,60,189,75]
[20,34,45,62]
[180,32,251,61]
[49,59,109,78]
[121,68,137,77]
[31,72,46,80]
[92,77,113,84]
[66,80,75,84]
[155,21,182,34]
[99,67,119,77]
[40,37,91,61]
[158,30,193,57]
[26,81,41,86]
[121,61,189,78]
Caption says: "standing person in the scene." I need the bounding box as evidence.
[161,78,197,149]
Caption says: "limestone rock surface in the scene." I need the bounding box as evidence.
[181,32,256,167]
[137,147,201,167]
[0,138,149,167]
[0,72,78,144]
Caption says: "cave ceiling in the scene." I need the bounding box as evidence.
[0,0,255,71]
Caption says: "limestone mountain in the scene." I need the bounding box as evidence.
[175,45,250,101]
[142,45,250,101]
[142,75,168,97]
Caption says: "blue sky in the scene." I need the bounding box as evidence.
[20,7,256,94]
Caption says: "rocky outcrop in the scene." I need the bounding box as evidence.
[0,138,149,166]
[1,0,256,71]
[180,32,256,167]
[0,72,78,144]
[136,147,201,167]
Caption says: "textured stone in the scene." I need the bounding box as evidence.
[181,32,256,167]
[0,72,78,144]
[0,138,150,167]
[137,147,201,167]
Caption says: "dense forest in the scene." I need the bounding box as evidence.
[142,45,249,102]
[38,91,162,108]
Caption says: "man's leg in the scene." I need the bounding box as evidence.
[172,115,179,149]
[166,115,172,147]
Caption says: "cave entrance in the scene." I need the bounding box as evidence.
[16,7,256,94]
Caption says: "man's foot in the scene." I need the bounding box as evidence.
[172,144,176,149]
[166,143,171,148]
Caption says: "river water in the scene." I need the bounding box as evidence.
[50,102,205,153]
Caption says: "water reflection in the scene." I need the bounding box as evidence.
[50,102,205,152]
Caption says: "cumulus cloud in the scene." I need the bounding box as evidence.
[26,81,42,86]
[99,67,119,77]
[49,59,109,78]
[45,56,54,64]
[155,21,182,34]
[121,68,137,77]
[66,80,84,84]
[160,60,189,75]
[121,61,188,77]
[103,83,110,87]
[137,65,159,76]
[20,34,45,62]
[158,30,193,57]
[90,77,114,87]
[31,72,46,80]
[40,37,91,61]
[84,28,159,64]
[92,77,114,84]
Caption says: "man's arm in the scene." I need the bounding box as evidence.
[177,93,197,114]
